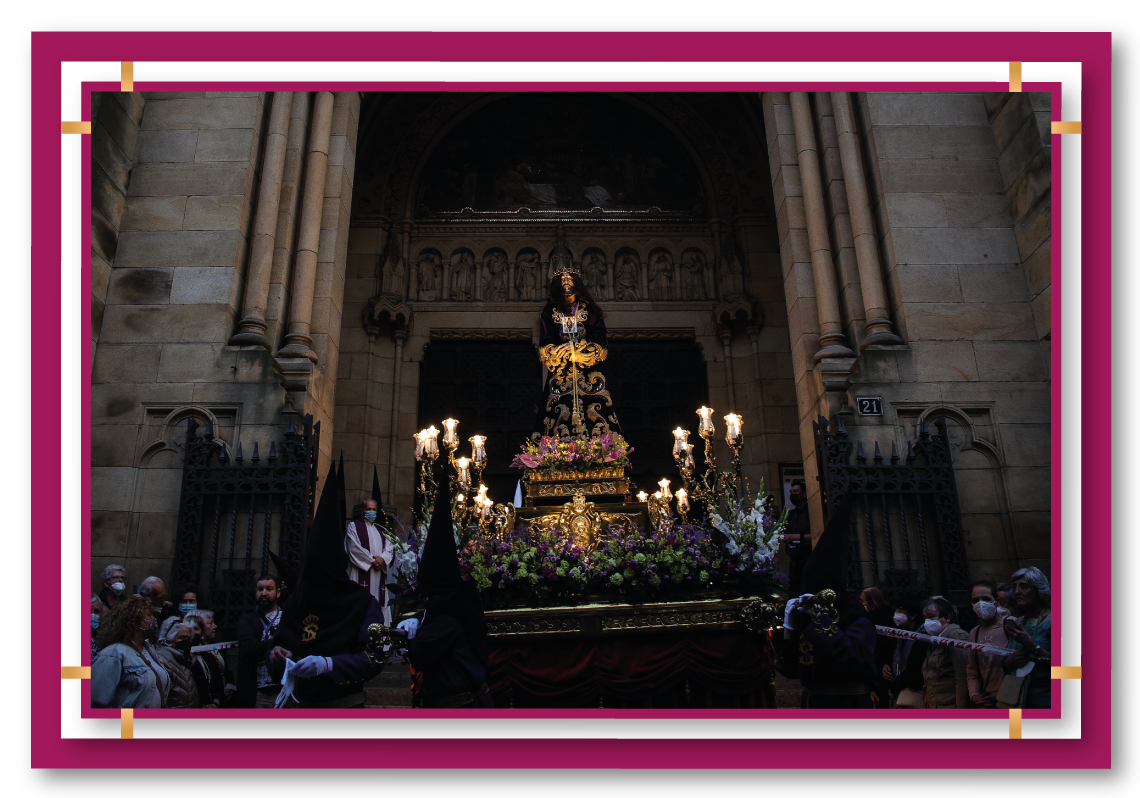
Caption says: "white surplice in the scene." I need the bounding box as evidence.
[345,520,395,625]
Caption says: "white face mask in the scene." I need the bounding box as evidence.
[924,618,944,635]
[973,600,997,620]
[892,612,908,626]
[109,581,126,595]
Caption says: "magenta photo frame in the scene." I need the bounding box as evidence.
[33,30,1111,768]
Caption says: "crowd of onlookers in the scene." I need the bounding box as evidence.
[862,566,1053,709]
[90,564,285,709]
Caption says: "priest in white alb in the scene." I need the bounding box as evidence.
[345,499,395,625]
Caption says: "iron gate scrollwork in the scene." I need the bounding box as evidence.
[171,414,320,635]
[813,415,970,607]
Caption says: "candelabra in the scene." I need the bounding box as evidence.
[413,425,440,513]
[671,406,747,519]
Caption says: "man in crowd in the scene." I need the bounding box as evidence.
[268,461,386,708]
[98,564,127,611]
[782,481,811,595]
[399,476,493,709]
[775,494,877,708]
[138,576,176,625]
[237,575,285,708]
[346,498,395,626]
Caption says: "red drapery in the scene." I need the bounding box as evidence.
[487,630,776,708]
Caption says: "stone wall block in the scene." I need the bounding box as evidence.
[1022,239,1051,298]
[120,196,187,232]
[183,195,246,231]
[872,124,998,160]
[127,163,250,198]
[92,251,112,301]
[91,511,132,562]
[904,302,1037,341]
[91,124,132,192]
[883,193,947,228]
[194,128,256,162]
[1031,286,1051,340]
[989,94,1035,152]
[156,343,226,382]
[941,192,1013,229]
[91,467,138,512]
[866,93,988,126]
[90,424,142,468]
[170,266,237,305]
[958,263,1032,303]
[115,230,242,270]
[140,97,260,130]
[1012,196,1051,262]
[96,97,142,158]
[91,343,163,383]
[131,513,179,559]
[91,169,127,236]
[106,267,173,305]
[997,114,1048,188]
[891,227,1021,265]
[899,341,978,382]
[973,341,1050,382]
[99,304,233,344]
[135,129,199,163]
[878,159,1005,195]
[132,469,185,514]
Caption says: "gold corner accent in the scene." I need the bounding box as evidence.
[121,708,134,739]
[1052,121,1082,135]
[60,666,91,679]
[1009,62,1022,92]
[1008,708,1022,739]
[1051,666,1082,679]
[61,121,92,135]
[121,61,134,92]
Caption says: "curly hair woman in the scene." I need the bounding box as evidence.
[91,594,170,708]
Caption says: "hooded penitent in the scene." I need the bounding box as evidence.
[417,474,489,671]
[800,492,854,596]
[371,466,390,529]
[274,460,375,668]
[267,550,298,597]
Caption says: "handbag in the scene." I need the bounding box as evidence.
[895,687,924,709]
[996,663,1032,708]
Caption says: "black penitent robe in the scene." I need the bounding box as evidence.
[409,613,494,708]
[775,603,879,709]
[532,302,622,441]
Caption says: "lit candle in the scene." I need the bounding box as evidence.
[476,484,488,503]
[414,430,426,460]
[637,490,648,503]
[658,478,672,501]
[456,493,465,504]
[697,406,715,436]
[470,434,487,463]
[442,418,459,447]
[724,413,742,444]
[681,442,695,471]
[653,491,663,500]
[424,425,440,458]
[676,488,690,514]
[456,456,471,487]
[672,427,690,457]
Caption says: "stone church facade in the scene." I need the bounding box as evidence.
[89,90,1051,597]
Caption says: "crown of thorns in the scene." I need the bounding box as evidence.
[554,263,581,278]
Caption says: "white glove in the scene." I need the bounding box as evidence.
[784,594,813,631]
[397,618,420,640]
[291,655,332,679]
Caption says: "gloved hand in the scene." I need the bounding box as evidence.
[397,617,420,640]
[291,655,332,679]
[784,594,813,631]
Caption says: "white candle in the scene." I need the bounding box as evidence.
[470,434,487,463]
[676,488,690,514]
[658,478,672,501]
[424,425,440,458]
[456,456,471,487]
[442,418,459,447]
[414,431,426,460]
[697,406,715,436]
[724,413,742,444]
[637,490,648,503]
[672,427,690,456]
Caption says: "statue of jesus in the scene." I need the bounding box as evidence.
[531,250,622,442]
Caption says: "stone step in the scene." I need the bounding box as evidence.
[365,686,413,707]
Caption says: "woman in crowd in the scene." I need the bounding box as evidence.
[995,583,1015,614]
[919,596,969,708]
[883,601,926,708]
[860,586,896,708]
[159,584,202,640]
[152,622,201,708]
[91,595,170,709]
[965,578,1008,708]
[1002,566,1052,708]
[184,609,234,708]
[90,593,104,660]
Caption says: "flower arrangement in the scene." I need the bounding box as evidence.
[709,481,787,583]
[383,514,425,602]
[510,433,633,474]
[459,523,591,609]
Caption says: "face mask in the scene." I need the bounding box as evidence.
[973,600,997,620]
[363,510,378,523]
[996,606,1012,620]
[179,604,196,614]
[175,640,193,655]
[90,614,100,630]
[109,581,125,595]
[892,612,908,626]
[923,618,943,635]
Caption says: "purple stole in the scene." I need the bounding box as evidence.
[352,518,386,607]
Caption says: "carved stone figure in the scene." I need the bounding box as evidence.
[648,250,673,301]
[416,251,441,301]
[718,236,745,295]
[515,250,540,300]
[380,235,406,298]
[450,250,474,301]
[614,252,641,301]
[679,250,707,300]
[582,251,607,295]
[483,250,508,302]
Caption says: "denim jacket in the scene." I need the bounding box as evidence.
[91,643,164,708]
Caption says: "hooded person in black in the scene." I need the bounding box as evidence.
[774,493,878,708]
[402,474,493,708]
[267,460,386,708]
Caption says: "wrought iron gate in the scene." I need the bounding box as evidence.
[813,414,970,607]
[171,415,320,634]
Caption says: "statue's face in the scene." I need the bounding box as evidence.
[560,274,576,301]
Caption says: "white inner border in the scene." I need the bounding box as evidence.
[59,58,1082,740]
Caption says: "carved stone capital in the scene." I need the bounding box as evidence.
[363,293,413,342]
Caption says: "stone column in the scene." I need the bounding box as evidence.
[606,259,615,301]
[789,92,855,362]
[386,330,407,498]
[230,92,293,348]
[639,258,649,301]
[401,223,413,301]
[277,91,334,361]
[831,91,903,347]
[720,328,736,410]
[508,259,516,301]
[441,259,452,302]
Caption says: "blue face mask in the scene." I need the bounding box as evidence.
[179,604,196,614]
[90,614,100,630]
[363,510,378,523]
